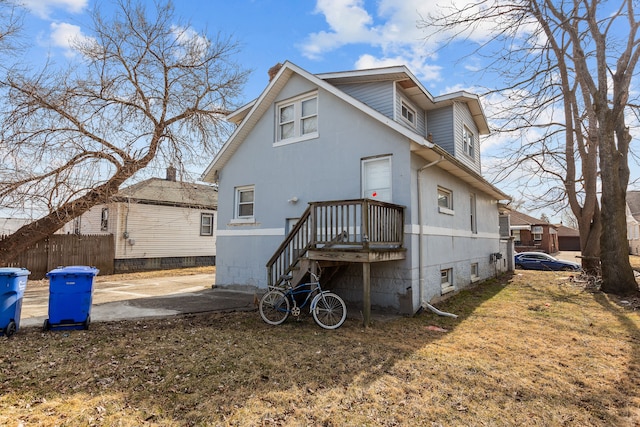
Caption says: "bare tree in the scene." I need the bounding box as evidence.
[0,0,248,265]
[420,0,639,294]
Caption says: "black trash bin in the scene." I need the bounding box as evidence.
[44,266,99,331]
[0,268,30,337]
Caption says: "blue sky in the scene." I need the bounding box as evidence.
[13,0,640,221]
[19,0,484,102]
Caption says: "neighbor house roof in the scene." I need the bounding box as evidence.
[202,61,509,201]
[627,191,640,221]
[555,224,580,237]
[509,210,556,230]
[114,178,217,209]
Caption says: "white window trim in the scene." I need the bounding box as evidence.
[438,186,454,214]
[274,92,318,146]
[400,99,417,128]
[463,125,475,158]
[441,268,454,294]
[200,213,214,236]
[233,185,255,223]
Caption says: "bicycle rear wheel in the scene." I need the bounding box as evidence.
[312,292,347,329]
[259,289,290,325]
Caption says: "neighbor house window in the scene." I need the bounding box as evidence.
[235,186,255,219]
[362,156,392,202]
[200,213,214,236]
[532,225,543,241]
[438,187,454,214]
[73,217,81,235]
[463,126,475,158]
[400,100,416,127]
[276,93,318,144]
[100,208,109,231]
[469,193,477,233]
[512,230,521,244]
[441,268,453,293]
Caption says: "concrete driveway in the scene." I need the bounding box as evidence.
[19,273,257,329]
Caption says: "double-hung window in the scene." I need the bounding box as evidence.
[276,93,318,145]
[200,213,214,236]
[234,186,255,222]
[463,126,475,158]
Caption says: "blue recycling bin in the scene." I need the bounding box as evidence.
[45,266,99,331]
[0,267,30,337]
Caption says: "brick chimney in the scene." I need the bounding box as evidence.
[166,165,177,181]
[268,63,283,81]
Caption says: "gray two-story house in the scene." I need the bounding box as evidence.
[202,61,511,321]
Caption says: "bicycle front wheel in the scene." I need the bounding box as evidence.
[259,290,290,325]
[312,292,347,329]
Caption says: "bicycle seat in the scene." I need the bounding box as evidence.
[278,274,293,282]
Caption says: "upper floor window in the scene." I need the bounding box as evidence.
[400,100,416,127]
[200,213,214,236]
[463,126,475,158]
[276,93,318,145]
[235,186,255,220]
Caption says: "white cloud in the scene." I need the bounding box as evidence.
[22,0,87,19]
[171,25,211,64]
[49,22,92,58]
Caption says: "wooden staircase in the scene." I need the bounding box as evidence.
[266,198,406,295]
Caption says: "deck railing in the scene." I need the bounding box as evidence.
[266,198,405,287]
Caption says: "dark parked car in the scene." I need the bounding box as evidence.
[514,252,581,271]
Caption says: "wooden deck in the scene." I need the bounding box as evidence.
[266,199,406,326]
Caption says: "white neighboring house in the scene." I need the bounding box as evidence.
[0,218,31,236]
[626,191,640,255]
[60,168,217,272]
[201,61,512,317]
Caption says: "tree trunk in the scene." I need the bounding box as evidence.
[599,123,637,294]
[578,208,601,275]
[0,158,149,266]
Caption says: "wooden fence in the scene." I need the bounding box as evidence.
[1,234,115,279]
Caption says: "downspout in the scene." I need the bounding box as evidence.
[417,155,458,318]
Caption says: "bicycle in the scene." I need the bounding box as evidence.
[259,271,347,329]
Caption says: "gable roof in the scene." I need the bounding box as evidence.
[555,224,580,237]
[114,178,217,209]
[509,210,556,228]
[202,61,509,201]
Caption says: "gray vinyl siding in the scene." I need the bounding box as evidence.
[334,81,394,119]
[395,88,426,135]
[454,102,482,174]
[426,106,454,153]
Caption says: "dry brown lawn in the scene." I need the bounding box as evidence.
[1,269,639,426]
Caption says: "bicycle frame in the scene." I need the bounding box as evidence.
[282,272,323,314]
